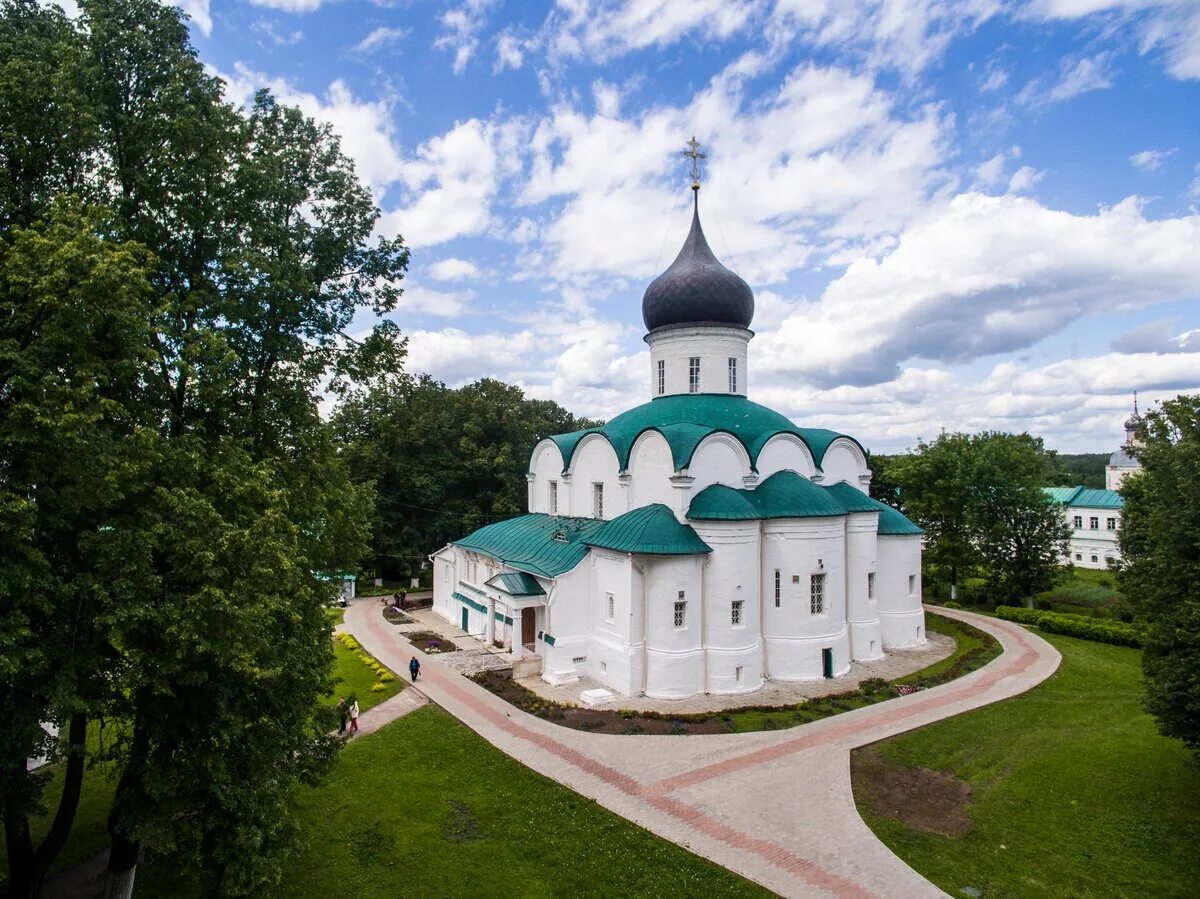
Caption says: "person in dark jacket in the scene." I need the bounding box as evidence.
[409,656,421,683]
[336,697,348,734]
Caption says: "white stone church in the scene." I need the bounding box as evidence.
[431,178,926,701]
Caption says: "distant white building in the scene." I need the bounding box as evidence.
[430,176,926,700]
[1045,406,1140,570]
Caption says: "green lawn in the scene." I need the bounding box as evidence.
[853,633,1200,898]
[326,634,401,713]
[135,705,768,898]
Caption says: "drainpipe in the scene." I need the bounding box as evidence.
[631,558,647,695]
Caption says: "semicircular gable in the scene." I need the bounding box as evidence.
[755,432,818,479]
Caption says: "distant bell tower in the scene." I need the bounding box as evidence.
[642,138,755,400]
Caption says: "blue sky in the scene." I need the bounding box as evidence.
[68,1,1200,452]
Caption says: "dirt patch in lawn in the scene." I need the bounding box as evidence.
[852,746,974,836]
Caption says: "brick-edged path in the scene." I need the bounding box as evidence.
[344,602,1060,898]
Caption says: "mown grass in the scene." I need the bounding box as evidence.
[853,633,1200,898]
[133,705,769,899]
[325,634,401,713]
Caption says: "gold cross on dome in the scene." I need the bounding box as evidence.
[681,136,706,190]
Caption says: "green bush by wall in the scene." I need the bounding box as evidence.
[997,606,1146,648]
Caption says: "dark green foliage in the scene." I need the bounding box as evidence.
[996,607,1146,647]
[1046,452,1108,490]
[1119,394,1200,753]
[887,431,1069,599]
[333,376,599,579]
[0,0,406,893]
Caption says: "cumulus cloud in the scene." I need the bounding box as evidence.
[404,326,539,384]
[494,31,525,70]
[521,62,952,289]
[427,258,482,281]
[549,0,758,62]
[1007,164,1045,193]
[394,285,474,317]
[975,146,1021,187]
[754,193,1200,387]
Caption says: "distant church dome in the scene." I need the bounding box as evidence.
[642,192,754,333]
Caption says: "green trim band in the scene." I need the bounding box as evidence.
[452,591,487,614]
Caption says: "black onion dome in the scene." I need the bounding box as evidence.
[642,193,754,333]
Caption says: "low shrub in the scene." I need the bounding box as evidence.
[370,683,387,693]
[997,606,1145,647]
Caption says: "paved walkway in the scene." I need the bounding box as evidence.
[344,600,1061,898]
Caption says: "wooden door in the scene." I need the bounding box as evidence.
[521,610,536,646]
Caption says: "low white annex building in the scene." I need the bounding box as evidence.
[1044,406,1140,570]
[431,177,927,700]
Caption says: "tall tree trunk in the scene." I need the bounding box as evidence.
[102,832,139,899]
[3,714,88,898]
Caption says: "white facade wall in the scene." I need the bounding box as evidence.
[820,439,870,489]
[685,433,752,496]
[876,535,925,649]
[646,326,751,398]
[694,521,763,694]
[1064,505,1121,569]
[755,434,818,480]
[642,554,706,699]
[627,431,677,509]
[569,434,623,520]
[530,440,566,515]
[760,518,850,680]
[844,512,884,661]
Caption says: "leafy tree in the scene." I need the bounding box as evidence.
[888,433,978,597]
[334,377,599,580]
[0,0,406,895]
[969,432,1069,600]
[866,451,904,512]
[1046,452,1108,490]
[1119,395,1200,753]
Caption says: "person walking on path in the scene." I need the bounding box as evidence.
[348,698,360,733]
[337,697,348,734]
[409,656,421,683]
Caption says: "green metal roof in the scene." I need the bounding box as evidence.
[453,514,606,578]
[1042,486,1124,510]
[687,473,924,535]
[547,394,862,475]
[586,504,712,556]
[484,571,546,596]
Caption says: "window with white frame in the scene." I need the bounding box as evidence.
[728,357,737,393]
[657,359,665,395]
[1089,516,1099,530]
[774,569,781,607]
[810,573,825,615]
[1072,515,1083,528]
[867,571,876,601]
[731,599,744,626]
[592,482,604,519]
[688,357,700,393]
[548,480,558,514]
[673,600,687,628]
[605,592,614,623]
[1106,517,1117,531]
[908,574,916,595]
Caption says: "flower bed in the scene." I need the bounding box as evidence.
[469,613,999,735]
[406,631,459,654]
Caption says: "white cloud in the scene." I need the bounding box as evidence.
[379,116,527,247]
[404,326,538,384]
[1129,147,1177,171]
[549,0,759,62]
[521,62,952,289]
[248,0,327,11]
[353,26,409,54]
[1025,0,1200,82]
[217,64,404,198]
[427,258,482,281]
[394,285,474,317]
[494,32,525,71]
[1048,52,1115,100]
[435,0,496,75]
[1007,164,1045,193]
[1112,320,1200,354]
[979,60,1009,92]
[754,192,1200,387]
[975,145,1021,187]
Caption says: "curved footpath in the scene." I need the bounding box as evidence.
[345,602,1060,898]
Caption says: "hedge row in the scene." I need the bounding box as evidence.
[997,606,1146,648]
